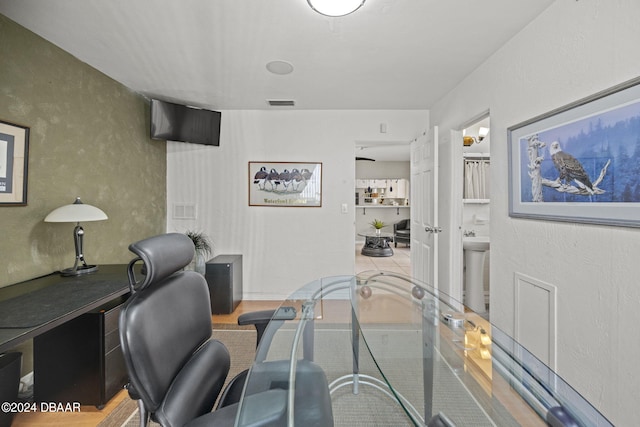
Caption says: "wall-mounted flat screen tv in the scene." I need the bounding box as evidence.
[150,99,221,146]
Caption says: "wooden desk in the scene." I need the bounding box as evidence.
[0,265,131,407]
[0,265,130,353]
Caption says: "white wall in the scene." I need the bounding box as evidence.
[356,160,411,180]
[431,1,640,424]
[167,110,427,300]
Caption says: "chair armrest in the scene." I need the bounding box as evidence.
[237,307,296,325]
[237,310,276,326]
[237,307,297,348]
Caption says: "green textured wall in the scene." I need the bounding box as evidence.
[0,14,166,287]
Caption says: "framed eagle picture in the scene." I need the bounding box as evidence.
[248,161,322,207]
[508,76,640,228]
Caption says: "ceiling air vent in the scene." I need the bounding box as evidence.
[267,99,295,107]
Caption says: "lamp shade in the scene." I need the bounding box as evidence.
[307,0,366,17]
[45,197,108,223]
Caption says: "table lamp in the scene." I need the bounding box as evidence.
[44,197,108,276]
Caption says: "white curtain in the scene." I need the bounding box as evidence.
[464,160,490,199]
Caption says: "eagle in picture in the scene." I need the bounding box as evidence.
[549,141,594,194]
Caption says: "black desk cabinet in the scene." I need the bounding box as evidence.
[34,296,128,408]
[205,254,243,314]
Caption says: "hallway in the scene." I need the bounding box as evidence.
[355,243,411,276]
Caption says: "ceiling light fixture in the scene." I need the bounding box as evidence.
[266,60,294,75]
[307,0,366,17]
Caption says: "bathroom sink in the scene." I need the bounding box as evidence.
[463,236,490,313]
[463,236,490,251]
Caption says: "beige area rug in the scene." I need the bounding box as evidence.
[99,328,257,427]
[105,327,512,426]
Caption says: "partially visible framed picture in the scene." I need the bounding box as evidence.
[0,120,29,206]
[249,161,322,207]
[508,76,640,227]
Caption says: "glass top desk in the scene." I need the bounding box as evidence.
[235,271,612,427]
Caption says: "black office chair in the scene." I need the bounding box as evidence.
[119,233,333,427]
[394,219,410,247]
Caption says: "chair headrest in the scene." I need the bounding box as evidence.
[128,233,195,291]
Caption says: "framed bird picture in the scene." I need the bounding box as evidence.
[508,76,640,228]
[248,161,322,207]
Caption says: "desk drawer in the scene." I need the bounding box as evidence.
[105,346,127,400]
[101,296,126,335]
[34,295,128,408]
[105,329,120,354]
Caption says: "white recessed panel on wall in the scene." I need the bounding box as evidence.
[514,272,557,370]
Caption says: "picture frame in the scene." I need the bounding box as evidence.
[249,161,322,207]
[508,76,640,228]
[0,120,29,206]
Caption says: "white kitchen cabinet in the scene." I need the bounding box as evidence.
[386,179,408,199]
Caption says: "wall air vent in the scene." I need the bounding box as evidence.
[267,99,295,107]
[173,203,197,220]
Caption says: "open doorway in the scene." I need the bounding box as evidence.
[354,145,412,275]
[461,116,491,314]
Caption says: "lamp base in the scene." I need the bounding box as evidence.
[60,264,99,277]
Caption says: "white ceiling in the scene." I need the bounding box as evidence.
[0,0,554,159]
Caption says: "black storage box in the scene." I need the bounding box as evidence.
[0,352,22,427]
[204,255,243,314]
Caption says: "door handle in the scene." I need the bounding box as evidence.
[425,225,442,233]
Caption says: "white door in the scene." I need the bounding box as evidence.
[411,127,439,288]
[449,129,464,303]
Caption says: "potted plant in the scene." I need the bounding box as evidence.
[185,230,212,274]
[369,219,386,236]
